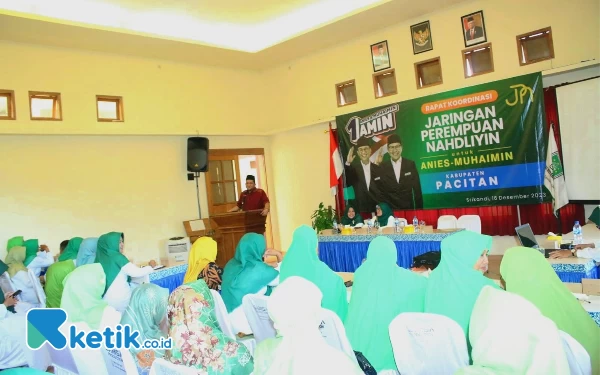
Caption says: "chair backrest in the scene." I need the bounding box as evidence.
[209,289,237,340]
[457,215,482,234]
[0,272,16,294]
[437,215,458,230]
[389,312,468,375]
[149,358,198,375]
[559,330,592,375]
[28,268,46,307]
[319,308,358,365]
[242,294,277,344]
[397,218,408,227]
[48,345,80,375]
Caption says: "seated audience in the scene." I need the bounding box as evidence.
[551,206,600,261]
[253,276,363,375]
[375,202,395,227]
[280,225,348,320]
[345,236,427,372]
[6,237,24,252]
[23,239,54,278]
[75,237,99,267]
[61,263,121,374]
[166,280,254,374]
[59,239,69,255]
[183,236,223,290]
[121,283,169,375]
[501,247,600,375]
[424,231,499,357]
[1,291,51,371]
[341,205,364,227]
[95,232,154,313]
[222,233,280,335]
[456,286,569,375]
[5,247,42,308]
[58,237,83,262]
[44,258,76,308]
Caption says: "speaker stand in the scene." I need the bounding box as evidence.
[194,172,202,219]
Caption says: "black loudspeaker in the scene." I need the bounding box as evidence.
[187,137,209,172]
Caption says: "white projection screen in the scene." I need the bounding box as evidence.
[556,77,600,200]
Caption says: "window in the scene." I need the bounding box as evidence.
[96,95,124,122]
[29,91,62,120]
[463,43,494,78]
[372,69,397,98]
[335,80,357,107]
[208,159,240,206]
[0,90,16,120]
[415,57,443,89]
[517,27,554,66]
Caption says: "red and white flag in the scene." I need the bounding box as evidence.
[329,123,343,196]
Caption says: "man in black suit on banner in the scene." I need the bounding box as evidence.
[344,136,383,213]
[380,134,423,209]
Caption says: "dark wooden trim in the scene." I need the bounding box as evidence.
[209,148,265,157]
[516,27,554,66]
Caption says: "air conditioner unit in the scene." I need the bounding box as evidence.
[166,237,191,263]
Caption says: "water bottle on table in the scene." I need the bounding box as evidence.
[573,220,583,245]
[413,216,419,233]
[394,218,400,233]
[333,218,339,234]
[367,219,373,234]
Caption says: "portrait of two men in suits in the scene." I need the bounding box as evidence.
[344,134,423,213]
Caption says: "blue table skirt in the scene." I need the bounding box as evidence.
[150,264,188,293]
[552,262,599,283]
[318,236,446,272]
[589,312,600,327]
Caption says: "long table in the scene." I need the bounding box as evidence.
[149,262,188,293]
[319,231,457,272]
[549,258,599,283]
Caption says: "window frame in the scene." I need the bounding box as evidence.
[29,91,62,121]
[0,90,16,120]
[96,95,124,122]
[372,68,398,99]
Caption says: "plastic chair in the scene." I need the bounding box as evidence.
[437,215,458,230]
[210,289,237,340]
[559,330,592,375]
[149,358,198,375]
[389,312,468,375]
[457,215,482,234]
[319,308,358,365]
[242,294,277,344]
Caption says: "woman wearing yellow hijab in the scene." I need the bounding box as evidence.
[183,237,223,290]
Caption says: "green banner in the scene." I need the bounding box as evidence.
[335,72,549,212]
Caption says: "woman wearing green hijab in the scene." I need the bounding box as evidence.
[501,247,600,375]
[58,237,83,262]
[6,236,24,252]
[23,239,54,278]
[44,259,76,308]
[456,285,569,375]
[61,263,120,374]
[280,225,348,321]
[375,203,395,227]
[424,231,499,357]
[222,233,279,335]
[345,236,427,372]
[341,205,364,227]
[5,247,41,308]
[121,283,169,375]
[96,232,154,313]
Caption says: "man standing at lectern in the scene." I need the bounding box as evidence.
[228,175,270,216]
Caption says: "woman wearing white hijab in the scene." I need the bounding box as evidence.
[456,286,570,375]
[253,276,362,375]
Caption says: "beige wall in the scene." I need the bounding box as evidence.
[263,0,600,131]
[0,135,274,262]
[0,42,268,135]
[269,122,336,251]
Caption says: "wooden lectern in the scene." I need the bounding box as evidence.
[210,210,267,266]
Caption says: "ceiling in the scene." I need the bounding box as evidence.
[0,0,466,70]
